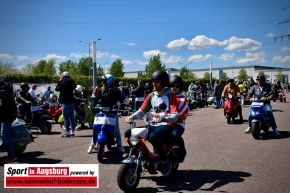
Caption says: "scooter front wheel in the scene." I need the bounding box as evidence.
[40,120,51,134]
[252,122,261,140]
[97,143,105,163]
[227,114,231,124]
[117,163,140,192]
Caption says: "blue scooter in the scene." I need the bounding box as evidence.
[0,118,33,155]
[248,97,271,139]
[93,106,118,163]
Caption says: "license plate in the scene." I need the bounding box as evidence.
[31,106,42,112]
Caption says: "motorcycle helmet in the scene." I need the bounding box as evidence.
[277,81,281,84]
[101,74,115,87]
[170,75,183,92]
[61,71,70,79]
[20,83,30,90]
[76,85,83,92]
[151,70,169,88]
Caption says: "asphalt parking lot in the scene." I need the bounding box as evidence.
[1,92,290,193]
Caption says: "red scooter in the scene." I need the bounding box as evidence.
[273,89,286,102]
[223,95,241,124]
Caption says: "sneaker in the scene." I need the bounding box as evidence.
[162,160,172,176]
[214,107,219,109]
[62,134,71,138]
[117,146,125,153]
[273,130,281,137]
[176,150,187,163]
[71,134,75,137]
[3,155,17,163]
[87,145,94,154]
[245,127,251,134]
[76,125,82,131]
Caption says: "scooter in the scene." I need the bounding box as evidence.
[117,104,181,192]
[93,106,118,163]
[17,99,52,134]
[0,118,33,155]
[248,97,271,139]
[187,90,203,110]
[223,95,240,124]
[273,89,286,102]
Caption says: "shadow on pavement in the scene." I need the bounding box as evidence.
[262,131,290,140]
[91,146,130,165]
[272,109,284,112]
[136,169,251,193]
[32,131,62,135]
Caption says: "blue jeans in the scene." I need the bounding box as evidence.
[172,125,185,152]
[215,94,221,108]
[248,104,277,130]
[147,125,171,161]
[1,122,15,156]
[62,102,76,135]
[91,112,122,147]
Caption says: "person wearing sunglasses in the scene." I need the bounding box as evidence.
[169,75,188,163]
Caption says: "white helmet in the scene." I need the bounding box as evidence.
[61,71,70,79]
[76,85,83,92]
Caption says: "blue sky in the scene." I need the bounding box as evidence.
[0,0,290,73]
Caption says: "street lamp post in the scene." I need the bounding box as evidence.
[79,41,91,76]
[92,38,101,88]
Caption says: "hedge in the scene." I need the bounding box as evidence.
[0,74,216,92]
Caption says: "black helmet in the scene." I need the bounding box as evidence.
[20,83,29,90]
[277,81,281,84]
[170,75,183,92]
[151,70,169,88]
[256,76,265,81]
[228,78,234,83]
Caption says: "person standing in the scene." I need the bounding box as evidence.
[0,76,18,163]
[213,80,221,109]
[144,83,151,98]
[55,72,77,138]
[131,80,145,111]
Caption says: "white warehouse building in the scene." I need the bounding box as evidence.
[124,65,290,83]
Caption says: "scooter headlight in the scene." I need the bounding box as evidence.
[129,135,139,146]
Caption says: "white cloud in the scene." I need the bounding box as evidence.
[143,50,167,59]
[31,59,40,65]
[188,54,214,63]
[44,54,67,61]
[126,43,136,46]
[109,54,119,59]
[273,55,290,63]
[97,51,109,58]
[225,36,262,52]
[166,38,189,50]
[164,55,182,63]
[17,55,33,61]
[188,35,228,50]
[122,60,133,65]
[266,33,274,37]
[133,60,148,65]
[215,53,235,61]
[70,51,87,58]
[235,51,266,64]
[0,53,12,59]
[281,46,290,52]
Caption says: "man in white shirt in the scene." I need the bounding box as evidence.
[29,84,39,99]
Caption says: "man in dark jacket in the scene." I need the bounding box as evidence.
[213,80,221,109]
[245,76,281,137]
[0,76,17,163]
[131,80,145,111]
[144,83,152,98]
[55,72,77,138]
[16,83,34,119]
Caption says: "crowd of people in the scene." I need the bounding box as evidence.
[0,71,286,169]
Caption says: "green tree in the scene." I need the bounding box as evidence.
[31,59,56,76]
[137,71,146,78]
[203,72,210,79]
[0,61,20,74]
[108,59,125,77]
[276,70,284,83]
[58,60,79,76]
[20,63,33,74]
[179,66,196,79]
[97,65,104,77]
[258,71,267,81]
[220,72,228,82]
[238,68,248,81]
[78,57,92,76]
[144,54,166,78]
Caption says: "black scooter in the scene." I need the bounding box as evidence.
[17,99,52,134]
[0,118,33,155]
